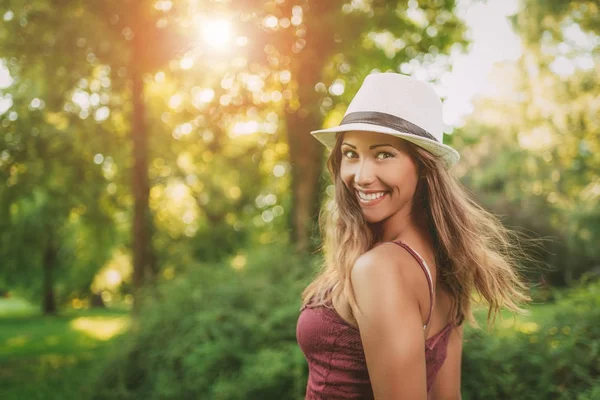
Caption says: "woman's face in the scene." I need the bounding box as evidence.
[339,131,420,224]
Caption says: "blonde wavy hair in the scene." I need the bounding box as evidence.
[301,132,532,328]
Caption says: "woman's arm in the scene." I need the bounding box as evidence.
[350,245,430,400]
[429,324,463,400]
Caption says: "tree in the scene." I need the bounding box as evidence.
[219,0,469,251]
[455,0,600,284]
[0,0,193,311]
[0,64,118,313]
[0,0,472,311]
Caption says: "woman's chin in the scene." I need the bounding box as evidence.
[363,211,386,224]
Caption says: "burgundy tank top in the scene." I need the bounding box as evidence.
[296,240,455,399]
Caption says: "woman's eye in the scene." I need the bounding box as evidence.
[376,152,395,159]
[342,150,395,159]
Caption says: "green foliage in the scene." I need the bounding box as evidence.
[92,244,600,400]
[0,1,126,308]
[0,0,471,308]
[456,0,600,285]
[91,244,315,400]
[462,280,600,399]
[3,260,599,400]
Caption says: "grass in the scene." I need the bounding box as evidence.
[0,297,131,400]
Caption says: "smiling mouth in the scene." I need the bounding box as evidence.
[356,190,389,206]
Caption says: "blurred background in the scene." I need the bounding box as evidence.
[0,0,598,399]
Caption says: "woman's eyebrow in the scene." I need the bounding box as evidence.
[342,142,397,150]
[370,143,397,150]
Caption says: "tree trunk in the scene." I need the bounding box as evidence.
[286,110,324,254]
[42,239,57,315]
[90,292,106,308]
[130,35,156,314]
[285,3,340,253]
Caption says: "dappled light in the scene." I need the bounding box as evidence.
[230,254,247,270]
[5,334,29,348]
[70,317,129,341]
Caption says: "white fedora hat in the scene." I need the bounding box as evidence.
[311,73,460,169]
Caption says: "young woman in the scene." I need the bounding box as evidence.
[296,73,530,399]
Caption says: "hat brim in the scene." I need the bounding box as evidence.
[311,122,459,169]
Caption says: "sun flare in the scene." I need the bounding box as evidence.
[200,19,233,50]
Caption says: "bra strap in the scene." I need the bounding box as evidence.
[389,240,434,329]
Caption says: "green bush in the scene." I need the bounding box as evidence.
[462,280,600,399]
[91,244,314,400]
[92,245,599,400]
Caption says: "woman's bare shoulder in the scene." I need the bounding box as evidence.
[353,242,430,289]
[350,243,431,313]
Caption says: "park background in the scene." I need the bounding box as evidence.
[0,0,599,398]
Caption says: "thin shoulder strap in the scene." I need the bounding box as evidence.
[389,240,434,330]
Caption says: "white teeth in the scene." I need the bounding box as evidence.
[357,191,386,201]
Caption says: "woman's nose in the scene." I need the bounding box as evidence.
[354,159,376,186]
